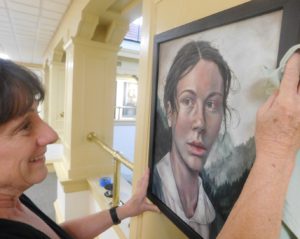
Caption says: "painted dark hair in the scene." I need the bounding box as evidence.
[163,40,232,127]
[0,59,44,124]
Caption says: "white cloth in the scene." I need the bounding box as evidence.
[156,153,216,239]
[264,44,300,95]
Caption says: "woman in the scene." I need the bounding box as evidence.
[152,40,232,239]
[0,58,159,239]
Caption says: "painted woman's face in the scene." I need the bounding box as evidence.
[167,59,224,173]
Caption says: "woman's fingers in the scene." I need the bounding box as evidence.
[144,201,160,213]
[258,90,278,115]
[137,168,150,196]
[279,52,300,97]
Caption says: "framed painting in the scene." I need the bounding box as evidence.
[147,0,300,238]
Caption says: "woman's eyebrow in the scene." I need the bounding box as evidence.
[178,89,196,97]
[206,92,223,98]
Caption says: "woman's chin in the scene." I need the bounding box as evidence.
[187,162,204,174]
[29,167,48,185]
[189,158,206,173]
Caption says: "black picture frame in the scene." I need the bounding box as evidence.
[147,0,300,238]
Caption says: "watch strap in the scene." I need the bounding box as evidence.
[109,206,121,225]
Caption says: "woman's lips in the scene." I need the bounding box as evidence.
[29,154,46,163]
[187,142,207,156]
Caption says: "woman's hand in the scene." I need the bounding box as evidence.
[218,52,300,239]
[255,51,300,160]
[118,169,160,220]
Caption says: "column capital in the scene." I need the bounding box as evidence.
[63,36,120,53]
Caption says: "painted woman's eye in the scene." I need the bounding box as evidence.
[206,98,222,112]
[179,96,195,109]
[206,100,215,109]
[182,97,192,106]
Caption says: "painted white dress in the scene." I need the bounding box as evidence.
[154,153,216,239]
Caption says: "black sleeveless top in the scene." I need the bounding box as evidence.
[0,194,73,239]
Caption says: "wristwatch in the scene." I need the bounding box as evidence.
[109,206,121,225]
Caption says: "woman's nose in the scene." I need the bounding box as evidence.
[37,121,59,146]
[192,104,205,133]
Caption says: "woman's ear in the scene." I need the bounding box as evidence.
[166,101,173,127]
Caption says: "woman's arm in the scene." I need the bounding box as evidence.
[60,169,159,239]
[218,52,300,239]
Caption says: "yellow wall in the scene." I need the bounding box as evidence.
[131,0,249,238]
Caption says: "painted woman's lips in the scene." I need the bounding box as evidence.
[187,141,207,156]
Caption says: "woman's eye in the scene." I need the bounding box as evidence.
[21,122,32,131]
[180,97,194,108]
[206,99,221,112]
[207,101,214,109]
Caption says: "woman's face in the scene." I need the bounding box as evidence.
[167,59,224,173]
[0,103,58,195]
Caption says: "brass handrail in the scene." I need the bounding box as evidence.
[86,132,134,206]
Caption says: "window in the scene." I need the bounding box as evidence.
[115,78,138,121]
[124,17,142,42]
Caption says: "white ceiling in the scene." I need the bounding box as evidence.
[0,0,71,65]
